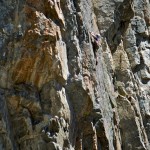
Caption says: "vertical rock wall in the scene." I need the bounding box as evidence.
[0,0,150,149]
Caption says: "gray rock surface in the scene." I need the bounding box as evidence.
[0,0,150,149]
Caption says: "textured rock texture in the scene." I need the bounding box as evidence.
[0,0,150,149]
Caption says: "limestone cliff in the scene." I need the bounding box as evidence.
[0,0,150,149]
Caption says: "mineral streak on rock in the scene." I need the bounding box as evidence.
[0,0,150,149]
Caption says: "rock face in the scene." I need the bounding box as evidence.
[0,0,150,149]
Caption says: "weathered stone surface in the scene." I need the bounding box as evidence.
[0,0,150,149]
